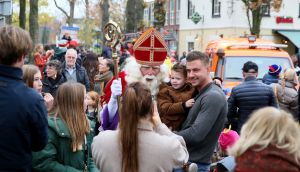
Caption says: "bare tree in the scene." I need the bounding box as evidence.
[154,0,166,29]
[100,0,110,32]
[29,0,39,45]
[19,0,26,29]
[84,0,90,19]
[242,0,282,37]
[125,0,144,33]
[53,0,76,26]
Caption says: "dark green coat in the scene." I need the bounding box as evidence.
[32,116,99,172]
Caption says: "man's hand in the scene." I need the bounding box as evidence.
[185,98,195,108]
[111,79,122,99]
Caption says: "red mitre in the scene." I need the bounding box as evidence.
[133,28,168,66]
[100,71,127,106]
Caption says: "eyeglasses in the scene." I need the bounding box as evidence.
[66,56,76,60]
[140,65,160,70]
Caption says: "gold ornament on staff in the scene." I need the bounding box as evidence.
[104,20,121,79]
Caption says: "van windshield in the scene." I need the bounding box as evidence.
[223,56,292,80]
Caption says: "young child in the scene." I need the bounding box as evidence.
[157,63,195,131]
[86,91,100,135]
[211,128,239,172]
[262,64,282,85]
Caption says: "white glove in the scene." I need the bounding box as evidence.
[111,79,122,99]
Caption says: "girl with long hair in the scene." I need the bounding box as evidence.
[22,64,53,111]
[92,82,188,172]
[32,82,98,172]
[229,107,300,171]
[271,68,298,120]
[86,91,101,135]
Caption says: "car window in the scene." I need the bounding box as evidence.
[224,56,292,80]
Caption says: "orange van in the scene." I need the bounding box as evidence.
[205,36,294,96]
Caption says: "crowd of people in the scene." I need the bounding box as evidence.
[0,25,300,172]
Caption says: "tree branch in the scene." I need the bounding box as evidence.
[53,0,69,18]
[242,0,253,35]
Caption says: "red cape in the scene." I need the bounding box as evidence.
[100,71,127,106]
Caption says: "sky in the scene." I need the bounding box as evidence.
[45,0,87,20]
[46,0,153,20]
[45,0,130,20]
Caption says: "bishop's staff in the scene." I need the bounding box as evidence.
[103,20,122,79]
[103,21,122,109]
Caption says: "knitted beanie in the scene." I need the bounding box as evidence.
[268,64,282,76]
[218,130,240,152]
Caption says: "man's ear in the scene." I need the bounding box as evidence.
[18,55,25,62]
[206,66,211,73]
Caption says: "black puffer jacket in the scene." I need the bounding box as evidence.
[227,76,278,132]
[42,74,67,97]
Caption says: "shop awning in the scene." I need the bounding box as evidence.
[274,30,300,49]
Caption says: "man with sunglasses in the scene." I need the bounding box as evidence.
[227,61,278,132]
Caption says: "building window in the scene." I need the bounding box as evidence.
[299,3,300,17]
[170,0,174,12]
[144,9,148,17]
[170,13,174,25]
[188,42,194,52]
[166,11,170,25]
[176,11,180,24]
[188,0,195,19]
[261,3,270,17]
[177,0,180,11]
[212,0,221,17]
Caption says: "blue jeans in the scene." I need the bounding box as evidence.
[172,162,210,172]
[196,162,210,172]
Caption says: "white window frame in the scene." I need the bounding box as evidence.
[188,0,194,19]
[188,42,194,52]
[212,0,221,17]
[261,3,270,17]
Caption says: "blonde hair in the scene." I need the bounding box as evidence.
[228,107,300,163]
[282,68,296,83]
[22,64,40,88]
[33,43,43,55]
[51,82,90,152]
[278,68,297,98]
[87,91,99,109]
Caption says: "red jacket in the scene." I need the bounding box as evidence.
[34,52,51,77]
[100,71,127,106]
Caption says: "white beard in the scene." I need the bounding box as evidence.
[123,57,170,99]
[141,75,161,99]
